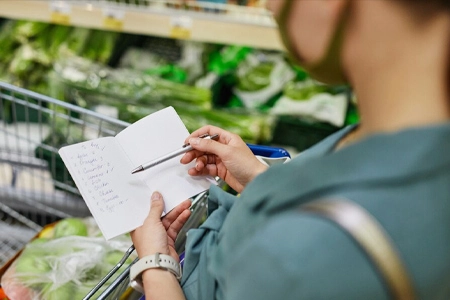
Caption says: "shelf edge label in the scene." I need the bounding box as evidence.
[170,16,192,39]
[49,1,71,25]
[102,8,125,31]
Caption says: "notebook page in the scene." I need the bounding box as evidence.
[59,137,152,239]
[115,106,215,214]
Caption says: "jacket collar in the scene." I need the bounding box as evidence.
[241,123,450,213]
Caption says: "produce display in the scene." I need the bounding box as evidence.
[231,51,296,109]
[1,217,135,300]
[0,19,357,149]
[271,79,350,127]
[51,55,273,143]
[52,56,211,110]
[0,20,118,95]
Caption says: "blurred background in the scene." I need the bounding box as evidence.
[0,1,359,299]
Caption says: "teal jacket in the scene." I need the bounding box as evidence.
[181,124,450,299]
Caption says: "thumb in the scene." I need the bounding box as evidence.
[189,137,228,158]
[148,192,165,219]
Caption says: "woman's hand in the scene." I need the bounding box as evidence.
[180,125,268,193]
[131,192,191,261]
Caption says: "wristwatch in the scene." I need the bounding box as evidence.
[129,252,182,293]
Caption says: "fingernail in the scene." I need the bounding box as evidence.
[189,138,200,145]
[195,162,199,170]
[151,192,161,201]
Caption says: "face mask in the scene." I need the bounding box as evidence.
[275,0,349,85]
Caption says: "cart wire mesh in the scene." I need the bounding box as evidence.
[0,81,211,300]
[0,81,130,294]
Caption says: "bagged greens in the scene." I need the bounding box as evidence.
[53,56,211,109]
[1,217,135,300]
[233,52,295,109]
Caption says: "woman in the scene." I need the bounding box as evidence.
[131,0,450,299]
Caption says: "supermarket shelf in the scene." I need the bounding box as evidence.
[0,0,285,51]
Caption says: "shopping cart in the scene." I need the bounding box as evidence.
[0,81,136,299]
[0,81,291,300]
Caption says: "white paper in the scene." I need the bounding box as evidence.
[59,107,215,239]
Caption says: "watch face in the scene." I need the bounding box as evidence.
[130,279,144,294]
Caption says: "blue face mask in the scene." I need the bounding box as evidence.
[274,0,350,85]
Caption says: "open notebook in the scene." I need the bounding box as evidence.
[59,107,215,240]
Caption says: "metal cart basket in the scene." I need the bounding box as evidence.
[0,81,148,299]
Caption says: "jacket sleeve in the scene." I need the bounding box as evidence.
[222,212,388,300]
[181,185,237,300]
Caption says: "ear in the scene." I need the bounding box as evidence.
[286,0,349,64]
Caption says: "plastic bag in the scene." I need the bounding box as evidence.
[233,52,295,109]
[1,217,135,300]
[271,80,349,127]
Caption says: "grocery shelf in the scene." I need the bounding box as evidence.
[0,0,285,51]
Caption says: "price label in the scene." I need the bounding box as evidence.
[103,8,124,31]
[170,16,192,39]
[49,1,71,25]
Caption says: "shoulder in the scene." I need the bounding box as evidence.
[221,211,388,300]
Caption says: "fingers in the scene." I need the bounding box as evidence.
[187,161,219,177]
[184,125,225,144]
[181,125,237,165]
[193,155,215,170]
[180,149,205,164]
[162,199,191,229]
[180,140,224,165]
[188,137,228,159]
[167,209,191,241]
[148,192,165,221]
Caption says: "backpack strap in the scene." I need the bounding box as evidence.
[301,199,416,300]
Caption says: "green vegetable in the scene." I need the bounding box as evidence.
[54,218,88,238]
[55,57,211,109]
[208,45,252,75]
[283,80,330,101]
[237,62,274,92]
[13,20,49,43]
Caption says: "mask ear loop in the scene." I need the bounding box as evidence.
[275,0,351,85]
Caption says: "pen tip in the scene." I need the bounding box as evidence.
[131,166,144,174]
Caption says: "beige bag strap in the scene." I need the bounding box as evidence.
[301,199,416,300]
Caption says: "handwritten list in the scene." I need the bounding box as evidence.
[59,107,215,240]
[72,140,126,214]
[61,137,152,239]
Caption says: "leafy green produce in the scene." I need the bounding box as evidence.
[82,29,118,64]
[54,218,88,238]
[208,45,252,75]
[237,62,274,92]
[13,20,50,43]
[54,57,211,109]
[283,80,331,101]
[3,218,136,300]
[43,283,75,300]
[46,25,73,57]
[0,20,117,98]
[63,27,91,56]
[0,21,18,65]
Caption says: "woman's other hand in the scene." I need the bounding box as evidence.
[131,192,191,261]
[180,125,268,193]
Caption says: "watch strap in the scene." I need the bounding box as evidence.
[130,253,182,293]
